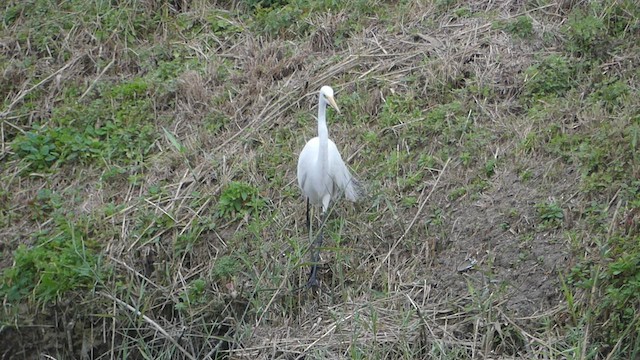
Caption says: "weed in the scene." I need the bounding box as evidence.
[535,200,563,229]
[519,169,533,181]
[448,187,467,201]
[30,188,63,221]
[484,158,497,177]
[12,129,60,171]
[435,0,458,13]
[252,3,306,36]
[176,278,208,312]
[401,196,417,208]
[0,219,103,305]
[588,79,629,110]
[423,101,470,145]
[248,0,387,37]
[564,9,606,57]
[568,233,640,354]
[452,7,472,19]
[211,255,240,281]
[217,181,266,221]
[523,55,575,100]
[494,16,533,39]
[379,93,422,127]
[11,78,158,171]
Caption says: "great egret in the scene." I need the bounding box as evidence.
[297,85,359,287]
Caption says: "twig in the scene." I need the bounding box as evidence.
[300,311,357,355]
[101,291,197,360]
[79,54,115,100]
[605,311,640,360]
[497,308,562,357]
[1,56,82,119]
[404,293,448,355]
[371,158,450,281]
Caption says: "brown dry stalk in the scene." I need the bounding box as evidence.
[1,56,83,119]
[101,291,197,360]
[371,158,451,281]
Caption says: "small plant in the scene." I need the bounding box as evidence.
[460,152,472,166]
[523,55,574,100]
[30,188,63,220]
[453,7,472,19]
[494,16,533,39]
[564,9,606,57]
[568,235,640,352]
[176,278,208,312]
[379,94,422,127]
[401,196,417,208]
[535,200,564,229]
[12,129,60,171]
[0,222,102,304]
[211,255,239,280]
[448,187,467,201]
[217,181,265,220]
[435,0,457,12]
[588,79,629,110]
[484,159,497,177]
[251,2,307,36]
[424,101,468,144]
[12,78,158,171]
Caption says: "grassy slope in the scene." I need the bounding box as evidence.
[1,0,639,358]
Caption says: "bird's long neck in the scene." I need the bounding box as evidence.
[317,95,329,176]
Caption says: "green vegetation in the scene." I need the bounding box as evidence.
[1,0,639,358]
[217,181,266,221]
[493,15,534,39]
[3,234,99,303]
[535,200,563,229]
[12,79,157,172]
[523,54,575,100]
[1,213,103,305]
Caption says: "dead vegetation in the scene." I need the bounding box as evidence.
[1,0,639,359]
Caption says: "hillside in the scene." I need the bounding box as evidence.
[1,0,639,358]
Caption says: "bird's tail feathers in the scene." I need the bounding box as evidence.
[344,176,363,202]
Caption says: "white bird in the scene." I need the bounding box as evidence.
[297,85,359,287]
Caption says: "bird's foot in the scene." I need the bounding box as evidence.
[306,265,320,289]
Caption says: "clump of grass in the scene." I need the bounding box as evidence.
[563,0,640,60]
[12,78,158,172]
[493,15,534,39]
[217,181,266,221]
[564,8,606,58]
[0,217,103,305]
[523,54,575,100]
[535,200,563,229]
[176,278,208,312]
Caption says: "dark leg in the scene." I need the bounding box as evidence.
[306,198,310,233]
[307,211,325,288]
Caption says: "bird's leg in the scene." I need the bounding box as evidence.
[306,198,310,234]
[307,210,325,288]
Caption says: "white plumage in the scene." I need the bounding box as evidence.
[296,85,359,287]
[297,86,358,213]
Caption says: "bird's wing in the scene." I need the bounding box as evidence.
[298,171,308,192]
[327,140,359,202]
[297,137,319,192]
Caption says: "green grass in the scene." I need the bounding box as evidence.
[1,213,103,305]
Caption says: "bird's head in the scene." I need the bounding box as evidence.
[320,86,340,114]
